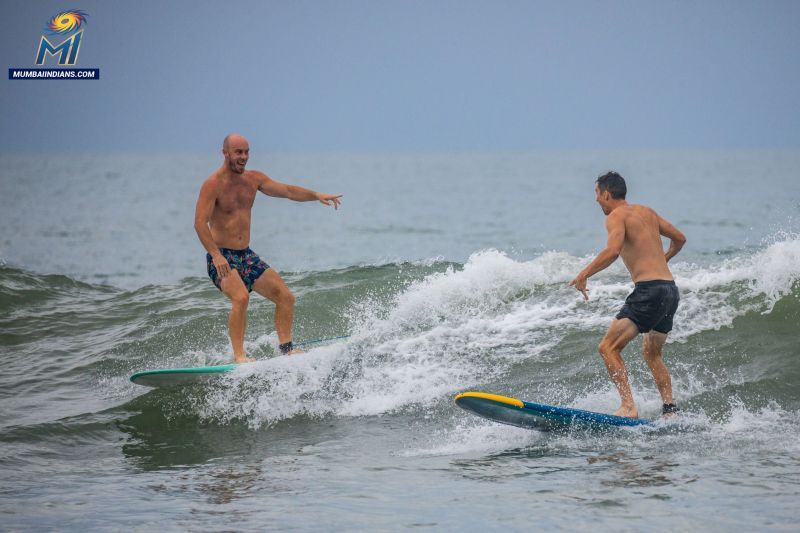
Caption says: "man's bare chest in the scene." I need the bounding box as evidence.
[215,182,257,214]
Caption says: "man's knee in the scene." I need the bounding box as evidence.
[599,333,630,359]
[598,338,613,358]
[281,289,296,307]
[230,290,249,308]
[272,286,295,307]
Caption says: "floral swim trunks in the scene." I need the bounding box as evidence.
[206,247,270,292]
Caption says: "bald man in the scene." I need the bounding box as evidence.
[194,134,342,362]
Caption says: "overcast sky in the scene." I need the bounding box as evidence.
[3,0,799,153]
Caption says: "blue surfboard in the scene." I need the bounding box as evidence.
[455,391,653,429]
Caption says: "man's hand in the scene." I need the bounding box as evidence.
[317,193,342,209]
[212,254,231,279]
[569,274,589,301]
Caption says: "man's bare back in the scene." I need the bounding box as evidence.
[612,204,676,283]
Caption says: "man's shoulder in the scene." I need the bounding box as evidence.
[619,204,658,218]
[244,169,269,182]
[607,204,657,227]
[243,170,272,191]
[199,171,226,195]
[607,206,629,220]
[632,204,659,219]
[201,172,220,187]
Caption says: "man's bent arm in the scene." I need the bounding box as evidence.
[569,214,625,300]
[578,215,626,280]
[658,215,686,262]
[194,181,223,258]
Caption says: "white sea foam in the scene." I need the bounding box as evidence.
[669,235,800,339]
[198,343,348,426]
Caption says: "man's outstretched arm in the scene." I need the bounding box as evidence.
[658,214,686,262]
[569,213,626,300]
[255,172,342,209]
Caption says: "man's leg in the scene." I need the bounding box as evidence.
[642,331,673,405]
[251,269,297,347]
[598,318,641,418]
[219,272,253,363]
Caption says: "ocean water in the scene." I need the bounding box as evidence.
[1,151,799,530]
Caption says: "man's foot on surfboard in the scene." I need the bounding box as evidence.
[661,403,680,418]
[233,356,255,364]
[278,341,304,355]
[613,406,638,419]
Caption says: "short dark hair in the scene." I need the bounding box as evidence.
[596,171,627,199]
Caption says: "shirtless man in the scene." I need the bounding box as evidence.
[569,172,686,418]
[194,134,342,362]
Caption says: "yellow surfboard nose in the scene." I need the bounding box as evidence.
[454,391,524,408]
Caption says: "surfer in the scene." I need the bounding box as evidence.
[194,134,342,362]
[569,172,686,418]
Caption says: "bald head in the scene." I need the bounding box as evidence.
[223,133,249,151]
[222,133,250,174]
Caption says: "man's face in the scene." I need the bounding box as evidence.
[595,184,612,215]
[224,141,249,174]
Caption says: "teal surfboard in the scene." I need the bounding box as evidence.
[130,335,351,388]
[455,392,653,429]
[130,364,237,387]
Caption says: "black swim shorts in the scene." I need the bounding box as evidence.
[207,247,270,292]
[615,280,680,334]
